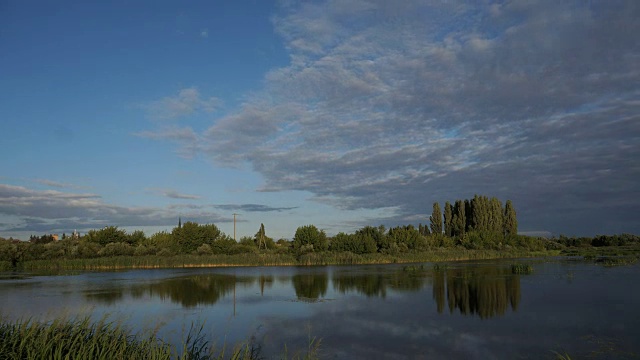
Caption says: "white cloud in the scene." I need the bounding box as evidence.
[141,87,222,120]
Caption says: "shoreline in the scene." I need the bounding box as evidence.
[7,249,558,272]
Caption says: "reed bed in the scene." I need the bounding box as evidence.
[511,263,534,274]
[595,256,638,267]
[0,316,320,360]
[15,249,556,272]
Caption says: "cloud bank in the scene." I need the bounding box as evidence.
[146,1,640,235]
[0,184,230,233]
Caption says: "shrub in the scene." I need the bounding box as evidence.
[98,242,134,257]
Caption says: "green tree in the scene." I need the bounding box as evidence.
[293,225,327,252]
[172,222,222,254]
[489,197,504,236]
[503,200,518,237]
[430,202,443,235]
[254,223,275,250]
[388,225,424,251]
[127,230,146,246]
[443,201,453,237]
[452,199,466,237]
[86,226,128,247]
[471,195,491,233]
[418,223,430,236]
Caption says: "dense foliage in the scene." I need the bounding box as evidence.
[1,195,638,270]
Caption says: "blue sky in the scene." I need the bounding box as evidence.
[1,0,639,240]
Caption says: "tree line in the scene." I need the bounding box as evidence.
[1,194,637,268]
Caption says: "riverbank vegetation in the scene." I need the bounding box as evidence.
[0,316,319,360]
[1,195,638,271]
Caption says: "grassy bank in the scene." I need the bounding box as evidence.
[560,244,640,257]
[0,316,319,360]
[16,249,558,272]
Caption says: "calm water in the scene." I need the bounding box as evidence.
[1,259,639,359]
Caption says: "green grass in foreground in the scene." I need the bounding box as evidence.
[17,249,559,271]
[0,316,320,360]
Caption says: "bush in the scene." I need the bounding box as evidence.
[75,241,102,258]
[98,242,134,257]
[133,244,155,256]
[196,244,212,255]
[156,248,174,257]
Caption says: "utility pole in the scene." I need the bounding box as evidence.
[233,213,239,241]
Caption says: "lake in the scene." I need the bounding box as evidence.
[1,258,639,359]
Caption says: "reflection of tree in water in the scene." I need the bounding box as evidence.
[433,270,446,313]
[132,274,238,308]
[433,267,521,319]
[84,289,124,305]
[388,269,426,292]
[333,273,387,298]
[259,275,274,296]
[292,273,328,301]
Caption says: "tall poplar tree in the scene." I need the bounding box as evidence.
[489,197,504,235]
[444,202,453,237]
[464,199,472,232]
[255,223,267,249]
[452,199,466,237]
[430,202,443,235]
[503,200,518,237]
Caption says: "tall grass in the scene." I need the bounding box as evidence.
[16,249,558,272]
[0,316,320,360]
[511,263,534,274]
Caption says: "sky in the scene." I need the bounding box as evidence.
[1,0,638,240]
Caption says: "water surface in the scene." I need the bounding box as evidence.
[1,259,638,359]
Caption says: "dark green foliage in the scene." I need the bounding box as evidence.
[430,202,443,235]
[329,232,377,254]
[443,202,453,237]
[0,240,23,268]
[387,225,425,251]
[29,234,56,244]
[418,223,430,236]
[470,195,489,232]
[127,230,147,246]
[489,197,504,236]
[452,200,466,237]
[98,242,134,257]
[511,263,534,274]
[355,225,386,252]
[86,226,129,247]
[503,200,518,237]
[254,223,275,250]
[172,222,223,254]
[591,234,640,247]
[293,225,328,252]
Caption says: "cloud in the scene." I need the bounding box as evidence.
[213,204,298,212]
[34,179,81,189]
[153,1,640,235]
[150,188,201,200]
[141,87,222,120]
[0,184,231,233]
[135,127,202,158]
[200,28,208,38]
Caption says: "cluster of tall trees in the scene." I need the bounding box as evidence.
[420,195,518,240]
